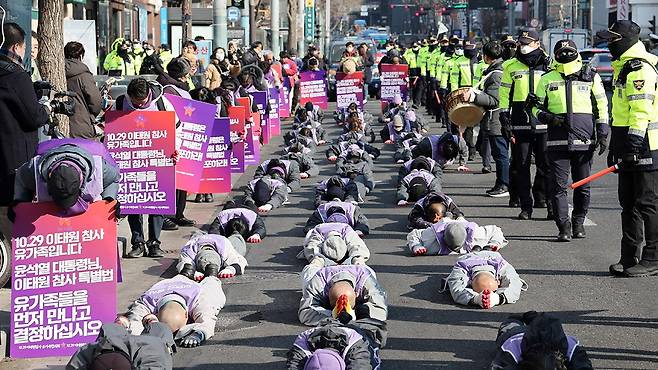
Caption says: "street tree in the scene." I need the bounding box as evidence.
[37,0,69,136]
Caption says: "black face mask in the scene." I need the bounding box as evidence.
[464,49,477,59]
[502,47,516,61]
[440,46,449,53]
[429,44,437,52]
[608,37,638,60]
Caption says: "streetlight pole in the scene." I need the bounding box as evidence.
[271,0,280,55]
[297,0,305,54]
[212,0,228,48]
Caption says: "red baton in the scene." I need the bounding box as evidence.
[570,164,618,189]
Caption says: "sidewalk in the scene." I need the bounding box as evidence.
[0,129,284,368]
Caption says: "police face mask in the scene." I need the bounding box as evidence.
[454,48,464,56]
[519,44,538,55]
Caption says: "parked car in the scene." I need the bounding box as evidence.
[589,52,613,88]
[580,48,609,64]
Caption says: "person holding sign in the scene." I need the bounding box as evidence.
[116,274,225,348]
[176,233,248,280]
[13,139,120,217]
[209,197,268,243]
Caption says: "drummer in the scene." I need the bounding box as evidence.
[461,41,509,198]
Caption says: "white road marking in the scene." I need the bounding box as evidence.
[568,204,597,226]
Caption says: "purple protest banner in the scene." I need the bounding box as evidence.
[10,201,118,358]
[380,64,409,112]
[228,106,246,173]
[336,72,364,110]
[165,94,217,193]
[105,111,176,214]
[247,92,267,164]
[300,71,329,110]
[279,86,290,119]
[198,118,231,193]
[268,87,281,138]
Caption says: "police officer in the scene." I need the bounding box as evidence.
[499,28,552,220]
[418,39,431,107]
[500,34,517,61]
[500,34,520,207]
[403,42,424,108]
[596,21,658,277]
[532,40,609,242]
[426,36,441,117]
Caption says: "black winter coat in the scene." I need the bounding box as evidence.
[0,56,50,205]
[65,58,102,139]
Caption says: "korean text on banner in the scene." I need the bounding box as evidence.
[299,71,328,110]
[336,72,364,110]
[165,94,217,193]
[199,118,232,194]
[105,111,176,214]
[229,106,246,173]
[268,87,281,137]
[279,86,290,119]
[245,93,266,165]
[10,201,118,358]
[380,64,409,111]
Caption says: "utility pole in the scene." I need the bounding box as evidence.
[571,0,577,28]
[182,0,192,44]
[271,0,280,55]
[507,2,514,35]
[324,0,330,55]
[242,0,250,45]
[250,0,257,44]
[212,0,228,48]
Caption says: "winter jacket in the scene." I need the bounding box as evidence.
[139,53,164,75]
[103,38,136,76]
[0,55,50,205]
[302,223,370,265]
[397,157,443,185]
[446,251,524,306]
[286,320,374,370]
[204,61,222,90]
[125,275,225,342]
[304,201,370,235]
[176,234,248,275]
[407,191,463,229]
[490,311,592,370]
[314,177,362,207]
[473,59,504,136]
[299,265,387,327]
[208,199,267,239]
[241,48,260,66]
[336,161,375,193]
[254,159,302,192]
[244,177,289,209]
[411,133,469,167]
[14,140,120,206]
[66,323,174,370]
[281,151,319,177]
[65,58,102,139]
[407,219,508,255]
[396,169,442,202]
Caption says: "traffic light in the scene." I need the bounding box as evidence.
[650,16,657,34]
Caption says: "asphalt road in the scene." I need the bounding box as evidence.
[2,99,658,369]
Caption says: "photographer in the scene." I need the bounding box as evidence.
[0,22,51,238]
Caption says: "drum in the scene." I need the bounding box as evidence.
[445,87,484,128]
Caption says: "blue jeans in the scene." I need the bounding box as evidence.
[489,135,510,187]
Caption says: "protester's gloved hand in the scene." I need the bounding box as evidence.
[474,289,500,309]
[218,266,236,279]
[114,315,130,328]
[318,140,326,145]
[310,257,325,267]
[412,246,427,256]
[355,230,364,238]
[300,172,310,179]
[596,136,608,156]
[247,234,262,243]
[328,155,337,162]
[622,152,640,166]
[457,165,470,172]
[179,331,205,348]
[142,313,159,326]
[384,139,394,144]
[50,99,76,116]
[537,111,566,127]
[397,200,408,206]
[351,257,366,265]
[332,294,355,324]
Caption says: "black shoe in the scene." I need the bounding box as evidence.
[204,263,220,278]
[486,186,497,194]
[126,242,146,258]
[488,185,509,198]
[518,211,531,220]
[509,199,520,208]
[173,217,196,227]
[623,260,658,277]
[180,263,196,279]
[610,257,639,276]
[204,194,214,203]
[572,222,586,238]
[194,194,204,203]
[482,166,492,174]
[148,243,165,258]
[556,221,571,242]
[162,218,179,231]
[534,200,547,208]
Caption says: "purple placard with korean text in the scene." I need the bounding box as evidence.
[380,64,409,112]
[336,72,364,110]
[199,118,231,193]
[10,201,118,358]
[300,71,329,110]
[279,86,290,119]
[248,91,268,165]
[105,111,176,214]
[268,87,281,137]
[229,106,246,173]
[165,94,216,193]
